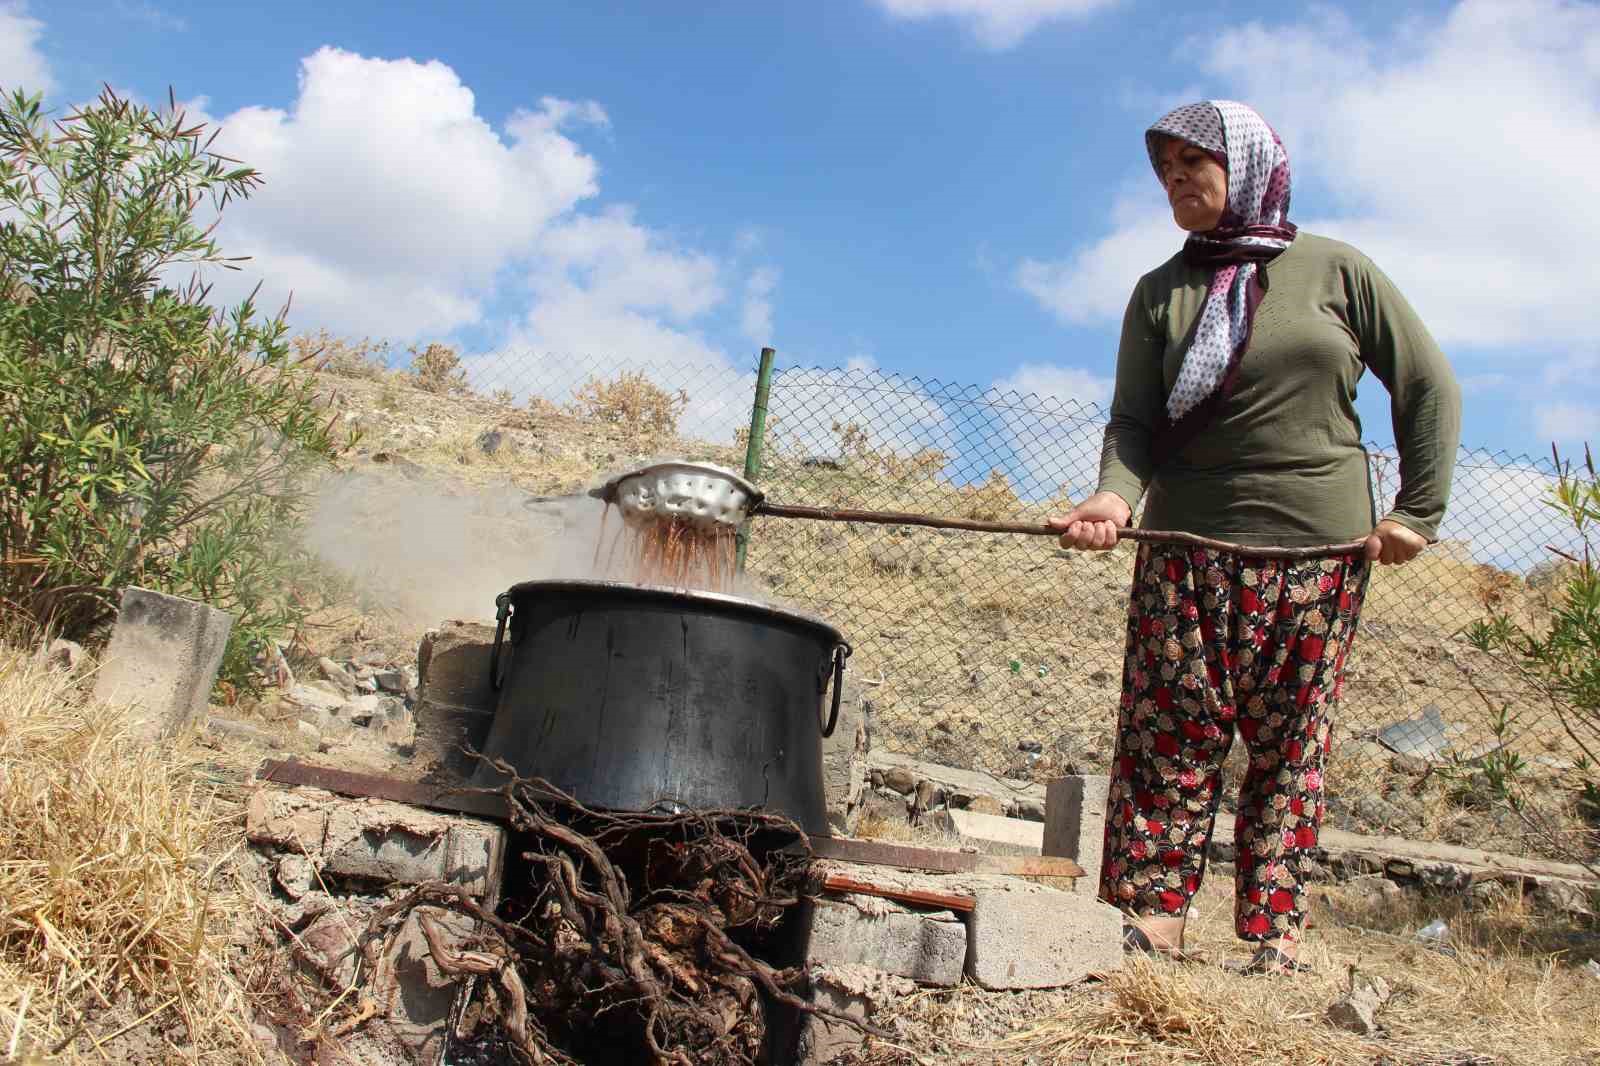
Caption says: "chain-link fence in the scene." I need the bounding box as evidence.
[401,344,1583,855]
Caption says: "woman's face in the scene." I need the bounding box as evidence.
[1157,136,1228,232]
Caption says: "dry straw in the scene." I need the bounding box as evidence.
[0,636,263,1063]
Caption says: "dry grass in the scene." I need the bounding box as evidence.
[0,638,266,1064]
[847,875,1600,1066]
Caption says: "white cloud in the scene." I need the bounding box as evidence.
[0,1,53,95]
[875,0,1121,49]
[740,267,779,345]
[986,363,1112,501]
[1535,403,1599,444]
[1019,1,1600,354]
[201,47,608,338]
[1015,184,1179,324]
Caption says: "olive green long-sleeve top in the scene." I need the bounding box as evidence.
[1096,233,1462,547]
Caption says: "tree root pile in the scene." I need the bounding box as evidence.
[377,764,872,1065]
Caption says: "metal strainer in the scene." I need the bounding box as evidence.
[590,461,764,532]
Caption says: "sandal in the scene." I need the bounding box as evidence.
[1123,924,1206,963]
[1227,944,1313,976]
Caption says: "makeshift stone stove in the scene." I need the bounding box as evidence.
[241,620,1123,1066]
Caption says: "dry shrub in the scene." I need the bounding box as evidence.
[294,329,391,380]
[409,341,469,395]
[0,640,260,1063]
[570,371,689,435]
[960,469,1023,521]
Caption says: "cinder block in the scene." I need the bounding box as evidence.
[802,895,966,986]
[412,621,498,782]
[1044,775,1110,892]
[248,786,505,903]
[965,879,1121,989]
[92,586,233,741]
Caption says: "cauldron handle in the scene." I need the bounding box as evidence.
[819,641,852,738]
[489,592,512,692]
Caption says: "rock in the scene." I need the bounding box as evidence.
[316,657,358,697]
[275,854,316,900]
[296,720,323,748]
[1345,874,1405,908]
[39,637,86,673]
[346,693,382,726]
[1388,752,1430,775]
[1010,796,1046,823]
[206,717,286,750]
[476,428,505,454]
[91,586,234,742]
[354,674,379,695]
[881,767,918,795]
[1325,972,1391,1035]
[965,794,1005,817]
[1017,738,1043,754]
[1377,703,1465,760]
[1355,796,1402,828]
[374,668,407,694]
[298,912,361,989]
[1531,878,1593,916]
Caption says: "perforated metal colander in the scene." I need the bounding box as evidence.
[590,461,764,531]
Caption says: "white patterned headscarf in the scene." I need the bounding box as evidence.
[1145,101,1296,456]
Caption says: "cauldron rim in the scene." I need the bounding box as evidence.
[500,578,844,643]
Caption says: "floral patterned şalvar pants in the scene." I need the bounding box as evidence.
[1098,542,1370,942]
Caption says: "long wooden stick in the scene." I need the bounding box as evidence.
[754,502,1369,560]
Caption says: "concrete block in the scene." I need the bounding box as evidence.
[821,680,870,835]
[965,879,1121,989]
[927,808,1044,857]
[1043,775,1110,893]
[795,965,913,1066]
[92,586,233,741]
[248,786,505,903]
[412,621,498,782]
[802,895,966,986]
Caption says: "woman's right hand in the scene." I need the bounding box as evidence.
[1047,492,1132,551]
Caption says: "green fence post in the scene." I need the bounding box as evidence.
[735,347,776,572]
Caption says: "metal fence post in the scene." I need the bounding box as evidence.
[735,347,776,572]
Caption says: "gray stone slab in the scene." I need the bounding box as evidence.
[803,895,966,986]
[965,879,1121,989]
[1043,775,1110,893]
[92,586,233,741]
[926,808,1044,857]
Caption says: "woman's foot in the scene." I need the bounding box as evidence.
[1123,917,1202,961]
[1228,940,1312,976]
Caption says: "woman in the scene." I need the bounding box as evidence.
[1048,100,1461,975]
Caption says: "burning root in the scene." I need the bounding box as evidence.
[369,763,885,1065]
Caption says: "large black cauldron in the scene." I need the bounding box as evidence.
[471,579,850,834]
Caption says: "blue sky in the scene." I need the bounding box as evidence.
[4,0,1597,475]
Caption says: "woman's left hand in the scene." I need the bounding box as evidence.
[1363,519,1428,565]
